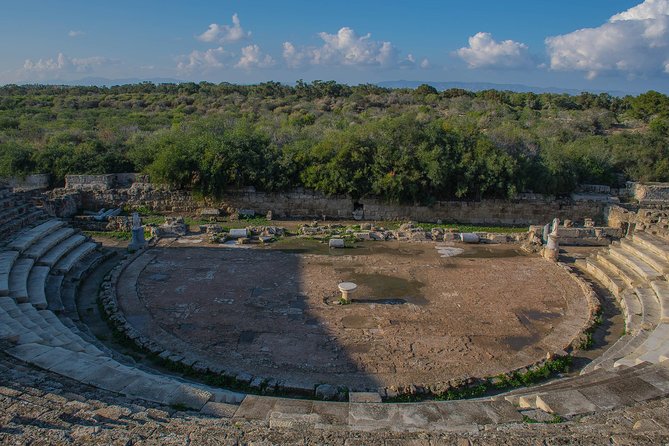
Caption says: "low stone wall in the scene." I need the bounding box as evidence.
[0,174,50,191]
[633,182,669,204]
[57,182,611,226]
[65,173,148,190]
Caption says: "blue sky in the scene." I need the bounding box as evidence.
[2,0,669,93]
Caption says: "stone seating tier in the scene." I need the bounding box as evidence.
[24,227,77,260]
[620,238,669,275]
[8,258,34,302]
[26,265,50,310]
[633,232,669,262]
[53,241,98,275]
[8,220,66,253]
[0,210,48,242]
[651,281,669,322]
[609,245,663,281]
[37,234,86,268]
[0,250,19,296]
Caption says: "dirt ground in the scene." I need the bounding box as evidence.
[131,238,590,392]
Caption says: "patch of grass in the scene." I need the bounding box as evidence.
[367,220,525,233]
[85,230,132,240]
[386,356,574,402]
[221,217,270,229]
[411,221,527,233]
[522,415,540,424]
[522,413,565,424]
[85,229,153,241]
[436,384,488,401]
[169,403,190,412]
[385,393,421,403]
[493,356,573,389]
[548,414,566,423]
[577,309,604,350]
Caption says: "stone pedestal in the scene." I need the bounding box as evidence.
[338,282,357,303]
[128,227,146,251]
[543,234,559,261]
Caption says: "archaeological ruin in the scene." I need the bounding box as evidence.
[1,175,669,444]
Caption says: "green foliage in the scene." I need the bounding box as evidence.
[1,82,668,201]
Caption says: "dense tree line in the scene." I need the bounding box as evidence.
[0,81,668,203]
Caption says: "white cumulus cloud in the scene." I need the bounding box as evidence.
[177,47,228,72]
[197,13,250,44]
[456,32,531,69]
[546,0,669,78]
[282,42,305,69]
[68,30,84,38]
[21,53,112,78]
[283,27,413,69]
[235,44,274,69]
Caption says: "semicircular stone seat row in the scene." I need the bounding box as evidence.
[0,186,243,415]
[488,227,669,418]
[578,229,669,371]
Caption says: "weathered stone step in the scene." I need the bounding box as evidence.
[502,369,611,404]
[651,281,669,322]
[45,274,64,312]
[616,323,669,366]
[6,343,243,409]
[53,241,98,275]
[24,227,77,260]
[584,290,644,373]
[620,239,669,275]
[37,234,86,267]
[609,246,664,282]
[597,253,644,288]
[635,287,662,329]
[0,204,32,226]
[8,258,34,302]
[633,231,669,263]
[0,210,47,241]
[234,395,521,430]
[0,306,43,344]
[27,265,50,309]
[620,289,643,332]
[535,374,665,417]
[585,258,627,298]
[0,250,19,296]
[60,250,108,318]
[8,220,65,253]
[0,197,16,209]
[1,295,96,353]
[513,363,651,408]
[0,299,56,345]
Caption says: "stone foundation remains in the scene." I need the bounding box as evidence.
[51,175,616,226]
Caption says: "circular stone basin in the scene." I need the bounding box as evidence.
[125,240,590,393]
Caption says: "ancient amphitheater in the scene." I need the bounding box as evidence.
[2,182,669,444]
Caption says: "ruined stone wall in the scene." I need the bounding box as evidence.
[64,173,149,190]
[60,181,611,225]
[0,174,50,191]
[633,182,669,204]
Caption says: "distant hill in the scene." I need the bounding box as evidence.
[66,77,184,87]
[9,77,639,97]
[377,80,637,97]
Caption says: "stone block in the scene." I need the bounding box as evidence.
[329,238,345,248]
[228,228,248,239]
[354,232,372,241]
[459,233,480,243]
[349,392,382,403]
